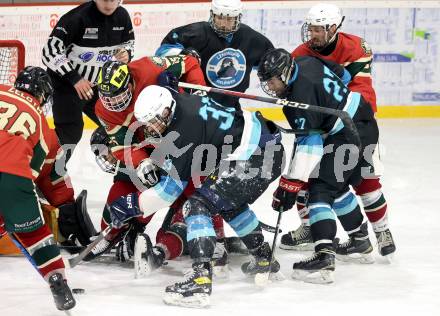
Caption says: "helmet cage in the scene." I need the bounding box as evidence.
[99,87,132,112]
[209,11,242,37]
[301,12,345,51]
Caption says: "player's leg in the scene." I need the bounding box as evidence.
[163,192,215,308]
[333,189,374,263]
[51,82,85,162]
[0,172,75,311]
[354,177,396,257]
[279,184,314,250]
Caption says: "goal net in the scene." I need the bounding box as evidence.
[0,40,25,86]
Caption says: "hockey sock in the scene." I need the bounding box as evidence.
[156,228,183,260]
[354,179,388,232]
[15,224,65,280]
[308,202,336,251]
[333,191,364,232]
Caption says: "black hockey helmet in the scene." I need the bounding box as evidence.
[14,66,53,107]
[90,126,119,174]
[257,48,295,96]
[181,47,202,64]
[97,61,132,112]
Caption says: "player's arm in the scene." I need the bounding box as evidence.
[41,15,80,85]
[108,174,188,228]
[95,110,149,169]
[115,8,135,63]
[345,39,376,110]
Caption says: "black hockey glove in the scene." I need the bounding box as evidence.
[136,158,160,188]
[157,70,179,91]
[109,193,143,229]
[272,177,304,212]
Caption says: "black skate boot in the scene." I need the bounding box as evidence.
[48,273,76,311]
[292,246,335,284]
[241,242,281,276]
[224,236,249,255]
[163,262,212,308]
[280,223,314,251]
[375,229,396,260]
[211,241,229,279]
[134,233,165,278]
[336,222,374,264]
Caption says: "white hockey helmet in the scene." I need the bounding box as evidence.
[301,3,345,50]
[134,85,176,137]
[209,0,243,37]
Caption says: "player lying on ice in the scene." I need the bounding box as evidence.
[104,84,284,307]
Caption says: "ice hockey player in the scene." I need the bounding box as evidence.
[89,126,226,278]
[0,67,75,311]
[157,0,274,110]
[280,3,396,259]
[258,48,379,283]
[86,56,228,276]
[105,85,284,307]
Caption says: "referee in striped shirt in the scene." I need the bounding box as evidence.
[42,0,134,161]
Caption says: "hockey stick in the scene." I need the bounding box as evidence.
[255,206,284,286]
[260,221,281,234]
[178,82,360,146]
[66,225,112,268]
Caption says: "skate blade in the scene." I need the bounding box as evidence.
[254,271,285,287]
[381,252,395,264]
[163,292,210,308]
[134,237,152,279]
[336,252,375,264]
[291,269,334,284]
[279,243,314,251]
[213,264,230,280]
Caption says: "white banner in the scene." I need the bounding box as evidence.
[1,1,439,106]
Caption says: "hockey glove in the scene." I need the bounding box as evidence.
[109,193,143,229]
[136,158,160,188]
[272,177,304,212]
[157,71,179,91]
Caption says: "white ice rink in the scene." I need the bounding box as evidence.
[1,119,439,316]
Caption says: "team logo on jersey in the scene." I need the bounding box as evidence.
[79,52,95,63]
[151,56,165,67]
[206,48,246,89]
[361,39,372,55]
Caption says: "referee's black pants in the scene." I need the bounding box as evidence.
[52,80,101,162]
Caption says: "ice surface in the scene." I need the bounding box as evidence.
[1,119,439,316]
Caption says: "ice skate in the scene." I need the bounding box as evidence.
[336,222,375,264]
[163,262,212,308]
[292,247,335,284]
[48,273,76,311]
[279,223,314,251]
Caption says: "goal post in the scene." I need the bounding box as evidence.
[0,40,25,86]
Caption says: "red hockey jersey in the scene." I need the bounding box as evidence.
[95,55,206,168]
[0,84,50,180]
[292,32,377,112]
